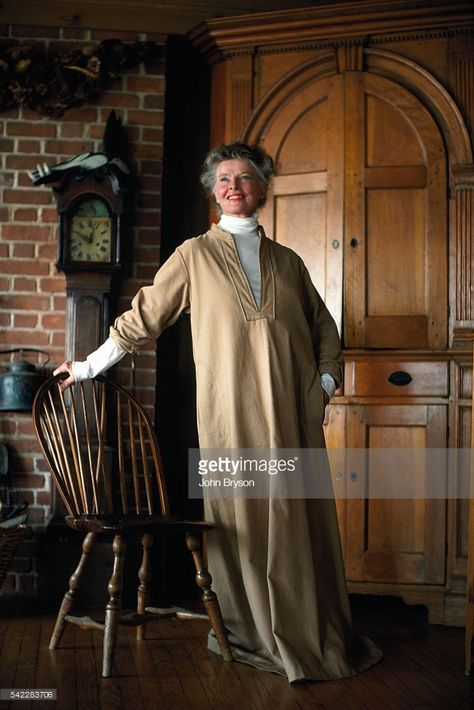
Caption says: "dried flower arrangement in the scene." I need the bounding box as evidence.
[0,39,163,117]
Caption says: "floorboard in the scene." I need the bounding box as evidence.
[0,594,473,710]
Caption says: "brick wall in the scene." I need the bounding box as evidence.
[0,23,166,594]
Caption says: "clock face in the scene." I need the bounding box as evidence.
[69,198,112,263]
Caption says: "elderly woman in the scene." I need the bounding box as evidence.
[54,142,382,682]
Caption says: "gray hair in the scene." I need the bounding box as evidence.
[200,142,276,210]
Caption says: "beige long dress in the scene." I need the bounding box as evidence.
[110,224,382,682]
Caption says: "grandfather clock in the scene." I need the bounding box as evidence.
[54,173,125,361]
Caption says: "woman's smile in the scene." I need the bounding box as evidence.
[213,158,266,218]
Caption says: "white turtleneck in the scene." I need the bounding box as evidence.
[219,213,261,307]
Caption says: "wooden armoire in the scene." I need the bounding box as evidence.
[191,0,474,624]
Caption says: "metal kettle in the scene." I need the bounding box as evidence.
[0,349,50,412]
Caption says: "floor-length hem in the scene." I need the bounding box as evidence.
[208,629,383,684]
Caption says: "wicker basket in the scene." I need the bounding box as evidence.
[0,524,30,589]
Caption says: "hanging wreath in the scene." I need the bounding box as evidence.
[0,39,163,117]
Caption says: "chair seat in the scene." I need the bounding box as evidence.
[65,513,214,535]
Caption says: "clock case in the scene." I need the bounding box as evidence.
[55,175,123,274]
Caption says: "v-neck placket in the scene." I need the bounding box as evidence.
[215,225,275,321]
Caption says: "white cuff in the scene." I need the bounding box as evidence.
[320,373,337,399]
[71,337,127,382]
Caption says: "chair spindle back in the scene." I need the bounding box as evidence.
[33,375,170,518]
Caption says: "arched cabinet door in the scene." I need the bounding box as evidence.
[247,67,448,350]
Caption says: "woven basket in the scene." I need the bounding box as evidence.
[0,524,30,589]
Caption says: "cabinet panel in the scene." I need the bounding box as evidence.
[345,404,447,585]
[344,72,447,350]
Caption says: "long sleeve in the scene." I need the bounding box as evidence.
[109,246,191,353]
[72,337,127,381]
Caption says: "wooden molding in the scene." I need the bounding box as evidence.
[190,0,474,62]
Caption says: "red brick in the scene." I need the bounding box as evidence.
[13,208,38,222]
[38,244,57,260]
[6,122,57,138]
[133,264,157,281]
[13,276,37,291]
[2,224,52,242]
[143,93,165,110]
[128,110,164,127]
[140,175,162,193]
[13,472,44,490]
[42,314,64,330]
[138,229,161,245]
[0,407,18,427]
[52,295,66,310]
[137,158,162,174]
[40,208,58,224]
[134,208,161,227]
[3,189,52,205]
[39,277,65,293]
[0,138,15,152]
[0,244,9,257]
[43,140,91,157]
[125,76,165,93]
[1,294,50,310]
[12,243,35,257]
[37,491,52,504]
[59,123,90,139]
[17,419,38,437]
[142,127,163,142]
[13,314,38,328]
[2,260,48,276]
[51,332,66,348]
[93,92,139,109]
[137,193,163,210]
[1,330,49,347]
[132,143,163,160]
[61,107,99,123]
[0,208,10,222]
[17,140,42,153]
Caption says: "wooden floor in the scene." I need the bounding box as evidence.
[0,595,473,710]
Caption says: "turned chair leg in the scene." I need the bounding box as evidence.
[49,532,96,650]
[186,532,233,662]
[137,532,153,641]
[103,534,127,678]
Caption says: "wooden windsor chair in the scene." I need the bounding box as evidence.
[32,373,232,677]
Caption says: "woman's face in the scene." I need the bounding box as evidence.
[213,159,267,218]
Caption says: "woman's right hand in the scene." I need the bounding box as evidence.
[53,360,76,391]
